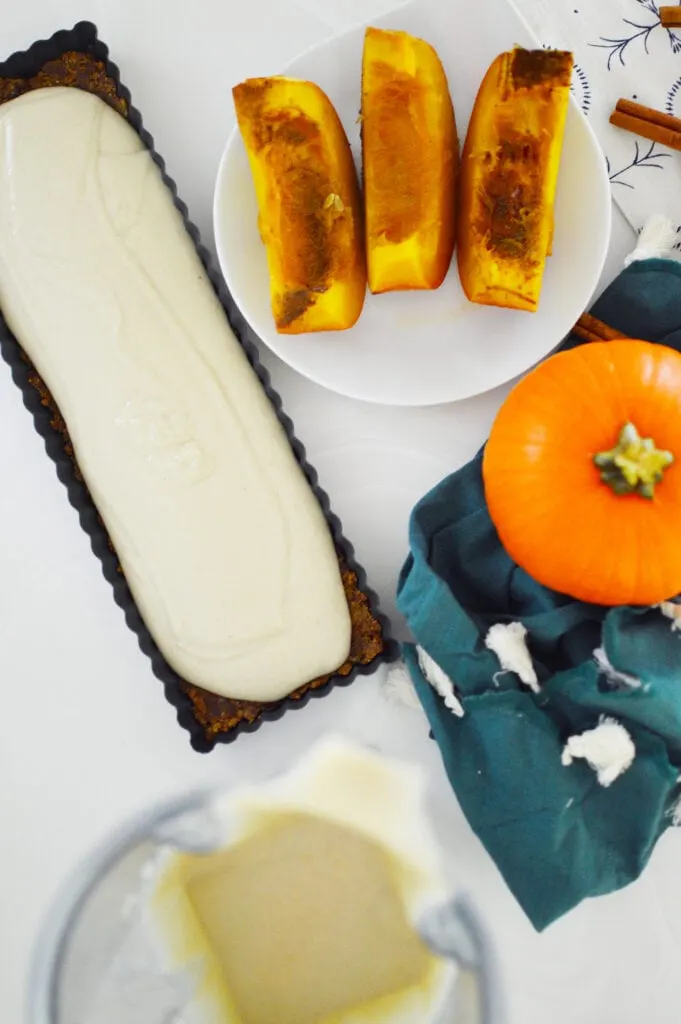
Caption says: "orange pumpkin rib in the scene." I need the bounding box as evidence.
[483,340,681,605]
[492,342,681,467]
[615,343,681,422]
[494,349,621,455]
[488,466,679,606]
[570,344,630,434]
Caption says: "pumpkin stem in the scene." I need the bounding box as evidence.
[594,422,674,499]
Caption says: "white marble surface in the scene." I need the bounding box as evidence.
[1,3,680,1024]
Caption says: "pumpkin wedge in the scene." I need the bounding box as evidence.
[233,77,366,333]
[483,340,681,607]
[457,49,573,312]
[361,27,458,293]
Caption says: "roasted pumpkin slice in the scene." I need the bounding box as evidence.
[233,77,366,334]
[457,49,573,312]
[361,27,458,293]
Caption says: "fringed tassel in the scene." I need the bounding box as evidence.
[382,660,423,710]
[382,650,465,718]
[624,213,678,267]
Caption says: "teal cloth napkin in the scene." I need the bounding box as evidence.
[397,258,681,931]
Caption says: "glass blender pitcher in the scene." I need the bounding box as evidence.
[28,737,503,1024]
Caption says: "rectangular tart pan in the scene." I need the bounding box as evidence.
[0,22,397,752]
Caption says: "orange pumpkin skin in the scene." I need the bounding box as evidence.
[361,27,458,294]
[233,77,366,334]
[483,340,681,606]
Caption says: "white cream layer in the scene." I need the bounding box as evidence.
[0,87,351,701]
[153,738,456,1024]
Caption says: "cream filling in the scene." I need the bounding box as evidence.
[153,738,456,1024]
[0,87,351,701]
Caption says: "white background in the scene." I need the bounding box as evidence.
[1,2,679,1024]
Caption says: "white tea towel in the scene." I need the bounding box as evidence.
[513,0,681,237]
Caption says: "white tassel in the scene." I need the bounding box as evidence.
[659,600,681,632]
[561,716,635,788]
[624,213,678,267]
[485,622,539,693]
[593,646,642,689]
[382,660,423,711]
[416,647,465,718]
[672,796,681,828]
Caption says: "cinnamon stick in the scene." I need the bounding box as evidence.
[572,313,629,345]
[609,98,681,152]
[660,6,681,28]
[572,322,602,344]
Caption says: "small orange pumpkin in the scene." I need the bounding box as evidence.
[483,339,681,606]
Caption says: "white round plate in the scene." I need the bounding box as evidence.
[214,0,611,407]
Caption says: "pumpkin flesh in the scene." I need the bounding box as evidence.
[457,49,573,312]
[361,27,458,293]
[483,340,681,606]
[233,77,366,334]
